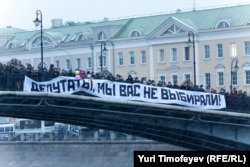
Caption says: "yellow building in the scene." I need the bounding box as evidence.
[0,4,250,93]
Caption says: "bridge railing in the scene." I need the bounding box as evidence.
[0,72,250,113]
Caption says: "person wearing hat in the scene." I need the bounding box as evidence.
[199,84,205,92]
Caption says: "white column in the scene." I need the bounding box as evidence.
[150,46,154,80]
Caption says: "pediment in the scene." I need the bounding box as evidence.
[215,64,225,69]
[147,17,197,39]
[242,62,250,67]
[168,65,180,72]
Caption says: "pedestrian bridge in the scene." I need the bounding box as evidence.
[1,91,250,150]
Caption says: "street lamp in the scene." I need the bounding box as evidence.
[230,59,239,93]
[100,41,108,71]
[33,10,44,81]
[187,31,196,86]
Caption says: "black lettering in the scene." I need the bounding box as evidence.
[133,85,140,97]
[194,95,200,104]
[75,79,81,88]
[68,80,75,91]
[97,83,105,93]
[82,81,90,90]
[113,84,116,96]
[127,85,133,96]
[161,88,169,100]
[211,95,219,105]
[200,95,207,106]
[119,85,126,96]
[179,92,186,102]
[176,91,180,100]
[151,88,157,99]
[144,86,150,98]
[52,82,60,93]
[169,90,176,100]
[46,84,52,92]
[60,80,67,92]
[106,83,112,95]
[31,82,39,92]
[187,94,194,104]
[39,85,46,92]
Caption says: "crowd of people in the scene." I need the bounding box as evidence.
[0,58,248,99]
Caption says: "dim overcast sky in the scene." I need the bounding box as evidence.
[1,0,250,30]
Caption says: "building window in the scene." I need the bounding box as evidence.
[172,75,178,85]
[61,35,68,42]
[184,47,190,61]
[158,49,165,63]
[118,52,123,66]
[77,58,81,69]
[31,36,53,48]
[159,75,166,83]
[245,41,250,56]
[231,43,237,57]
[66,59,71,70]
[98,32,106,41]
[7,42,16,49]
[87,57,92,68]
[217,72,224,86]
[55,60,60,68]
[217,44,223,58]
[204,45,210,59]
[129,30,141,37]
[171,48,177,62]
[158,75,166,85]
[141,50,146,64]
[76,34,87,41]
[216,20,230,28]
[184,74,191,81]
[245,70,250,85]
[232,71,238,86]
[129,51,135,65]
[205,73,211,87]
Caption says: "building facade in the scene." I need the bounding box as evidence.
[1,4,250,93]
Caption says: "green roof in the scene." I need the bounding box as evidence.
[1,4,250,48]
[0,26,25,37]
[115,4,250,37]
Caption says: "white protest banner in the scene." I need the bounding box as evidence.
[23,76,226,110]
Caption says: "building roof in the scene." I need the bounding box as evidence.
[0,26,25,37]
[1,4,250,49]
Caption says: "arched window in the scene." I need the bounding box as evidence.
[128,71,137,78]
[129,30,141,37]
[7,42,16,49]
[31,36,53,48]
[76,33,87,41]
[98,32,106,41]
[216,20,230,28]
[61,35,69,42]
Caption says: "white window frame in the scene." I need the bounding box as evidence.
[158,49,165,63]
[141,50,146,64]
[171,47,178,62]
[118,52,124,66]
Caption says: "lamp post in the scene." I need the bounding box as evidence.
[33,10,44,81]
[187,31,196,86]
[230,59,239,93]
[100,41,108,71]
